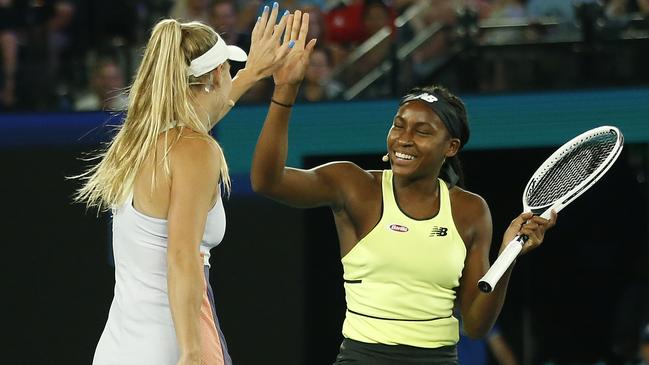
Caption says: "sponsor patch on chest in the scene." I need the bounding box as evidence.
[388,224,409,232]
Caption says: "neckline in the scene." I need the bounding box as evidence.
[390,172,443,222]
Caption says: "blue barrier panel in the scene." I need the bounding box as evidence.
[216,88,649,174]
[0,111,123,148]
[2,88,648,176]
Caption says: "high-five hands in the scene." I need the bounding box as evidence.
[273,10,318,86]
[245,2,293,80]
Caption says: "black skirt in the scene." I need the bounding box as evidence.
[334,338,458,365]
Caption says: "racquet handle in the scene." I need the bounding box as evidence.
[478,235,527,293]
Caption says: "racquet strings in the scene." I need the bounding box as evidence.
[525,129,619,209]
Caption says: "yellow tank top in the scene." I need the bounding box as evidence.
[341,170,467,348]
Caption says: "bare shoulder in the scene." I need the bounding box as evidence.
[167,129,219,177]
[449,185,492,244]
[449,186,490,216]
[168,129,218,158]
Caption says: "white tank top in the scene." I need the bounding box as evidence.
[118,188,226,265]
[92,188,226,365]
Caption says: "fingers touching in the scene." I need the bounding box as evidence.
[248,5,317,84]
[263,2,281,39]
[252,3,289,45]
[297,12,309,48]
[290,10,301,43]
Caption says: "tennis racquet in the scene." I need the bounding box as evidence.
[478,126,624,293]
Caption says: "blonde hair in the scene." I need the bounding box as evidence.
[74,19,231,211]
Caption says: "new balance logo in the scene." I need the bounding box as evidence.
[429,226,448,237]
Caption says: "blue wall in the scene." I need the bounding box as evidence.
[2,87,648,175]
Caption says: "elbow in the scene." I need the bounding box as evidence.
[250,174,267,194]
[166,247,201,273]
[250,175,268,195]
[250,171,277,195]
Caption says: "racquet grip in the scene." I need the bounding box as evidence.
[477,235,526,293]
[540,209,553,220]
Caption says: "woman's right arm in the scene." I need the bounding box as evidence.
[250,11,345,209]
[167,136,220,365]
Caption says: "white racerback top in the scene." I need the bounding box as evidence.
[92,187,226,365]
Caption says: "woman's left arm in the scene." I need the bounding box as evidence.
[457,196,556,338]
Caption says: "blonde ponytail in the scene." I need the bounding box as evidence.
[74,19,231,211]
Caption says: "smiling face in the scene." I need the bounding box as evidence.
[387,100,460,180]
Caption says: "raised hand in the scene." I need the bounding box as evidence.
[245,2,292,80]
[273,10,317,86]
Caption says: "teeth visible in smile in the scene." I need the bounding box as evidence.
[395,152,415,160]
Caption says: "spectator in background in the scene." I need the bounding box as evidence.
[363,0,394,37]
[6,0,81,111]
[298,46,343,101]
[639,0,649,14]
[348,0,395,96]
[0,0,17,109]
[324,0,366,45]
[234,0,262,37]
[301,3,348,70]
[170,0,211,23]
[209,0,250,74]
[410,0,458,83]
[233,0,323,37]
[74,58,128,111]
[210,0,248,48]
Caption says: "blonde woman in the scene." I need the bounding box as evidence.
[75,4,300,365]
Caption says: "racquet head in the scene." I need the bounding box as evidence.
[523,126,624,219]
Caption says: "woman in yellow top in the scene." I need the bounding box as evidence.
[252,12,557,364]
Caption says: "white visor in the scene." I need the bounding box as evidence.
[186,33,247,77]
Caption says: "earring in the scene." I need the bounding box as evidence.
[204,85,211,93]
[382,154,389,162]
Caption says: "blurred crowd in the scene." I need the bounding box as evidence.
[0,0,648,112]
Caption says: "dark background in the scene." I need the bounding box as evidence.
[3,143,646,364]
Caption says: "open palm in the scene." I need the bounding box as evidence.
[246,3,292,80]
[273,11,317,86]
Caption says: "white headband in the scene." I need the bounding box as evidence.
[187,33,247,77]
